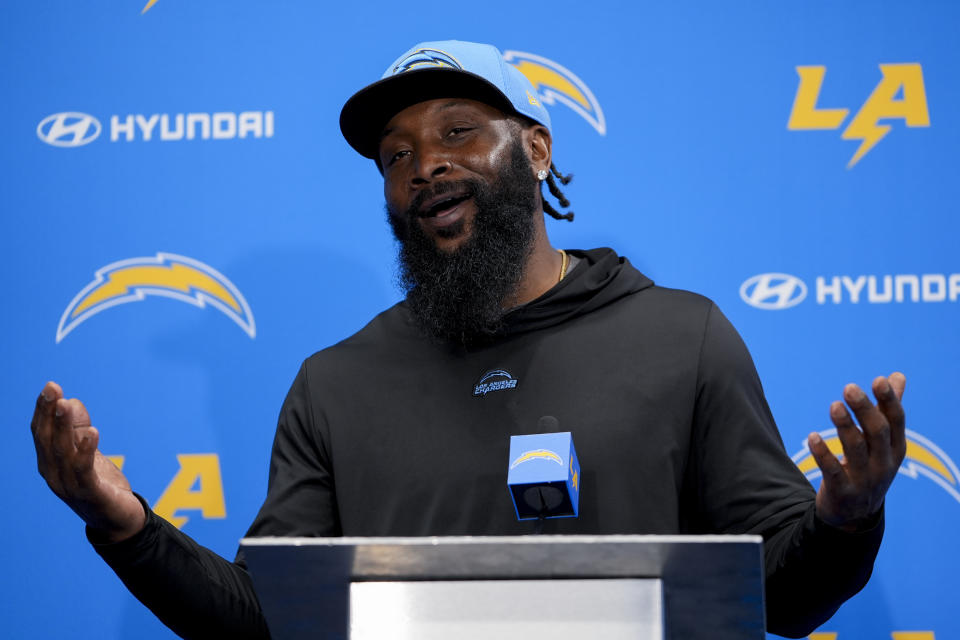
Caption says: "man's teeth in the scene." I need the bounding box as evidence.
[427,196,466,216]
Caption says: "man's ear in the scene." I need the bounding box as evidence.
[526,124,552,174]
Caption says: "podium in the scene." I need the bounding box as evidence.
[240,535,765,640]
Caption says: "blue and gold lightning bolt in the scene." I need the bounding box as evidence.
[504,50,606,136]
[510,449,564,470]
[792,428,960,504]
[841,63,930,168]
[56,253,256,343]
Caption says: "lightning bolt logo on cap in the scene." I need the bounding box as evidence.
[392,48,463,74]
[503,50,606,135]
[56,253,255,343]
[792,428,960,504]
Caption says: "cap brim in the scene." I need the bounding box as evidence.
[339,67,516,160]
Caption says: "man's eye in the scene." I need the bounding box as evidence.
[388,149,410,165]
[448,127,472,137]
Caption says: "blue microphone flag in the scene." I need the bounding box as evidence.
[507,431,580,520]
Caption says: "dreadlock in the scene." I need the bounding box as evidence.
[542,162,575,222]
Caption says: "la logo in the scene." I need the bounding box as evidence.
[108,453,226,528]
[787,64,930,168]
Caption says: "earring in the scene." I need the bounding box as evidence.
[537,169,548,181]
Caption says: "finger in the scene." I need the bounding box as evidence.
[30,381,63,482]
[32,382,64,475]
[888,371,906,401]
[808,432,848,488]
[874,375,906,459]
[31,381,63,439]
[843,383,892,455]
[830,399,868,470]
[52,398,91,461]
[71,426,100,480]
[56,407,98,498]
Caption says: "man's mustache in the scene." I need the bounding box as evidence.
[403,179,480,220]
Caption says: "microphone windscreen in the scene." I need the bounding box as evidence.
[507,430,580,520]
[537,415,560,432]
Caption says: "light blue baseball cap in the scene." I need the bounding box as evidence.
[340,40,552,160]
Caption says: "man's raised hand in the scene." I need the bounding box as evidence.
[31,381,146,543]
[808,372,907,531]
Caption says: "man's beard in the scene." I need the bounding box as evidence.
[387,139,539,346]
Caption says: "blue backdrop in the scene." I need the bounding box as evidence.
[2,1,957,638]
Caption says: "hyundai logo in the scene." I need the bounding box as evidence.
[37,112,102,147]
[740,273,807,310]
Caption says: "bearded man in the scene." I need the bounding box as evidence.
[31,40,907,639]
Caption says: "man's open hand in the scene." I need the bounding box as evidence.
[809,372,907,531]
[31,381,146,543]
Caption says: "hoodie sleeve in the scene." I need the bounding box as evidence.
[239,360,341,542]
[88,361,341,639]
[89,493,270,640]
[690,302,883,637]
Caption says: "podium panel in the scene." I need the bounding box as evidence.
[240,534,764,640]
[351,579,662,640]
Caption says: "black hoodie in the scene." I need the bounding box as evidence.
[93,248,882,639]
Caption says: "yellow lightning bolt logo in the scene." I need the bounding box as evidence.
[841,64,930,167]
[504,50,606,135]
[56,253,255,342]
[510,449,564,470]
[788,63,930,168]
[141,0,159,13]
[792,429,960,504]
[512,61,591,110]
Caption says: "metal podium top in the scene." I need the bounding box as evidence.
[241,533,762,580]
[240,535,766,640]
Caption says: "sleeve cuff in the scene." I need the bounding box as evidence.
[812,505,885,543]
[86,493,161,564]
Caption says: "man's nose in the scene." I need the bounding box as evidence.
[411,146,452,185]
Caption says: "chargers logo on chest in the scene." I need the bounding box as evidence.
[473,369,519,397]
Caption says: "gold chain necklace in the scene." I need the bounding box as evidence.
[557,249,569,283]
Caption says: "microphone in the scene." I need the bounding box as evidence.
[507,417,580,521]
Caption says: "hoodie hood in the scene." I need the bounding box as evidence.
[501,247,654,335]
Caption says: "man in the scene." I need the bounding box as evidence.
[31,40,906,639]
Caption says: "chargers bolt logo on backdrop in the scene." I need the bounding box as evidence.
[788,63,930,168]
[793,429,960,504]
[473,369,519,396]
[740,273,808,309]
[56,253,255,343]
[504,51,606,136]
[37,112,102,147]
